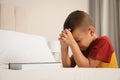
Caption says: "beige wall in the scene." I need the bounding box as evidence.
[0,0,89,41]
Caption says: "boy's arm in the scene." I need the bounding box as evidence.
[59,30,76,67]
[61,43,76,67]
[70,55,76,67]
[70,40,100,67]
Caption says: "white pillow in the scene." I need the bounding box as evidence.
[0,30,55,63]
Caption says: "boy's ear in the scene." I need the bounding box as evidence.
[88,26,95,36]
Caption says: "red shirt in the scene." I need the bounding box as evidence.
[83,36,114,63]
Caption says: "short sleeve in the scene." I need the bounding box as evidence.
[88,37,114,63]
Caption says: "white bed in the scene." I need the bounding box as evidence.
[0,30,60,69]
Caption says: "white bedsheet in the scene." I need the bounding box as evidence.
[0,68,120,80]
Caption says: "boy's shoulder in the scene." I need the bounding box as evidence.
[87,36,114,63]
[89,36,113,49]
[96,36,110,41]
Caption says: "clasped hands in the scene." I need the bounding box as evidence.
[59,29,76,46]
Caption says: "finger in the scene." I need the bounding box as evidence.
[59,33,63,40]
[61,37,67,42]
[59,33,62,37]
[60,31,63,35]
[65,29,70,34]
[62,33,67,38]
[60,32,67,38]
[58,37,61,40]
[58,37,64,42]
[62,30,66,34]
[68,28,71,31]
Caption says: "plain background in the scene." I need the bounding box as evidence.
[0,0,89,41]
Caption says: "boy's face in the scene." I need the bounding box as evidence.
[72,27,94,51]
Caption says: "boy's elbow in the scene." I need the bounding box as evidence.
[62,64,71,67]
[77,63,97,68]
[77,65,89,68]
[77,62,90,68]
[62,64,75,68]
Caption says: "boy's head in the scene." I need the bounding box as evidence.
[63,10,96,51]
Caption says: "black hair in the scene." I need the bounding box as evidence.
[63,10,94,32]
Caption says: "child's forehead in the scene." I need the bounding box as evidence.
[72,28,86,35]
[72,32,84,39]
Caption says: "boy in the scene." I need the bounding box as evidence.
[59,10,118,68]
